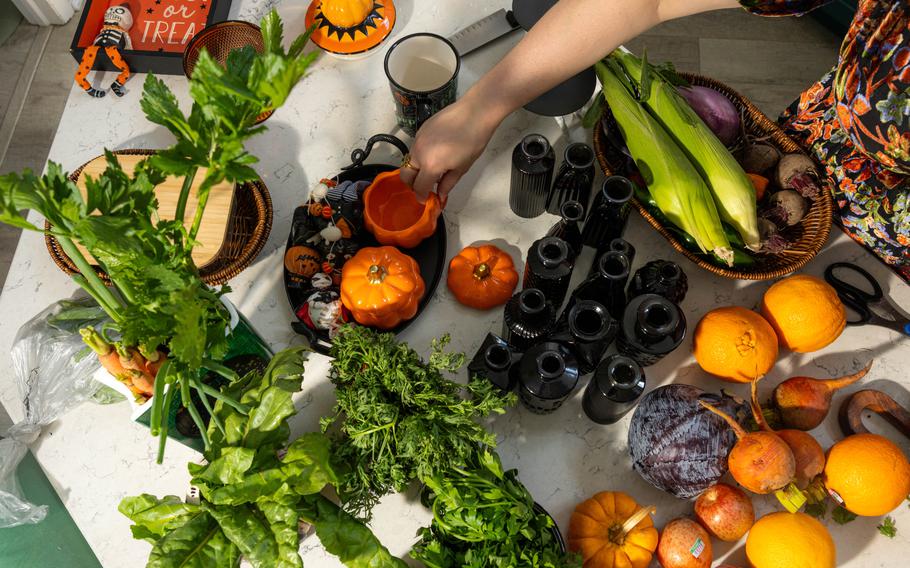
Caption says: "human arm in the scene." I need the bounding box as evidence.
[402,0,742,201]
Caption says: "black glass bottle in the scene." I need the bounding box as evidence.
[523,237,575,308]
[545,200,585,256]
[468,333,516,392]
[509,134,556,218]
[513,341,580,414]
[627,260,688,304]
[617,294,687,367]
[568,250,630,321]
[591,238,636,277]
[546,142,595,215]
[582,176,635,248]
[582,354,646,424]
[550,300,618,374]
[502,288,556,351]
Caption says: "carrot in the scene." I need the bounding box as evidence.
[747,173,770,201]
[80,328,128,378]
[80,329,157,397]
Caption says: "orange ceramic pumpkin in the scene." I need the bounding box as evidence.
[340,246,425,329]
[568,491,659,568]
[447,245,518,310]
[363,169,442,249]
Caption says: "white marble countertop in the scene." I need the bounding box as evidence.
[2,1,910,566]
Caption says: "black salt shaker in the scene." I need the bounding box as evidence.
[550,300,618,374]
[617,294,686,367]
[582,176,634,248]
[569,250,630,320]
[546,142,595,214]
[513,341,580,414]
[522,237,575,308]
[545,200,585,256]
[509,134,556,218]
[627,260,688,304]
[502,288,556,351]
[582,354,646,424]
[468,333,516,392]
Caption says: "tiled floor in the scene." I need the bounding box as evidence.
[0,8,842,295]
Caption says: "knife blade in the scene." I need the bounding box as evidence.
[448,9,521,56]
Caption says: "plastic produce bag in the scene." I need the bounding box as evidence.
[0,297,105,528]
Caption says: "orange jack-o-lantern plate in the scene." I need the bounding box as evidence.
[305,0,396,58]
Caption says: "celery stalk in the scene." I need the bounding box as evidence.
[595,60,733,264]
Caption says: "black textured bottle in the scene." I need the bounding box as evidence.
[522,237,575,308]
[509,134,556,218]
[468,333,516,392]
[582,354,646,424]
[591,238,636,277]
[627,260,688,304]
[617,294,687,367]
[568,250,630,321]
[550,300,618,374]
[502,288,556,351]
[546,142,595,214]
[513,342,580,414]
[545,200,585,256]
[581,176,635,248]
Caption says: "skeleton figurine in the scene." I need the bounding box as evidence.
[74,2,134,98]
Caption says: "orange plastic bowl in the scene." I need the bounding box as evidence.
[363,169,441,249]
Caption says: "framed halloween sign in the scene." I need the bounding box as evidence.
[70,0,232,75]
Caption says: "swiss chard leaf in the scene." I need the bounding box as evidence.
[118,494,200,544]
[204,503,278,567]
[146,511,239,568]
[257,498,304,568]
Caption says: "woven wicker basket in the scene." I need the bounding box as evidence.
[183,21,273,124]
[593,73,833,280]
[45,149,273,286]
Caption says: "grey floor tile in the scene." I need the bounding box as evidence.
[626,35,700,74]
[700,37,837,86]
[652,8,842,46]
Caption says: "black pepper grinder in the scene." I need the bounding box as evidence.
[568,250,630,321]
[591,238,636,277]
[522,236,575,308]
[627,260,688,304]
[513,342,580,414]
[502,288,556,351]
[550,300,618,374]
[582,354,646,424]
[582,176,635,248]
[545,200,585,256]
[509,133,556,218]
[468,333,517,392]
[617,294,687,367]
[546,142,595,215]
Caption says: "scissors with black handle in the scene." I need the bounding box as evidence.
[824,262,910,337]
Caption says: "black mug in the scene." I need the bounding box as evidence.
[384,33,460,137]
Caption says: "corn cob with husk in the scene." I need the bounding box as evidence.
[612,48,761,251]
[595,59,734,265]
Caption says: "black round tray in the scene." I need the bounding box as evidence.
[285,136,447,354]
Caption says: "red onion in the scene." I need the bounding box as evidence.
[678,86,741,146]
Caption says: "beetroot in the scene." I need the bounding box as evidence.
[628,384,744,498]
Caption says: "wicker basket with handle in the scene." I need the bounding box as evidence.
[45,149,272,286]
[593,73,833,281]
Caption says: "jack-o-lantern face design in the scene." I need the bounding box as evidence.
[284,245,322,278]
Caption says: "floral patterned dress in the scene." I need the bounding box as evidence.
[741,0,910,281]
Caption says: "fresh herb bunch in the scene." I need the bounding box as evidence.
[322,325,516,518]
[120,347,405,568]
[411,450,578,568]
[0,11,318,462]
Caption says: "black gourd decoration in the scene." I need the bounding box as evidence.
[582,354,646,425]
[502,288,556,351]
[627,260,688,304]
[513,341,580,414]
[550,300,617,374]
[617,294,686,367]
[568,250,630,321]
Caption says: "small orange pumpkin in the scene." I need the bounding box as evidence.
[363,170,442,249]
[340,246,425,329]
[447,245,518,310]
[568,491,658,568]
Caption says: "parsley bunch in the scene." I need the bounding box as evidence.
[322,325,516,518]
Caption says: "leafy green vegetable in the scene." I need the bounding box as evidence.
[411,451,577,568]
[878,516,897,538]
[323,325,516,518]
[832,506,858,525]
[122,347,402,568]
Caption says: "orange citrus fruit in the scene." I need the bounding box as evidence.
[760,274,845,353]
[746,512,835,568]
[693,306,779,383]
[824,433,910,516]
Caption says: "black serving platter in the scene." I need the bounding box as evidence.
[284,135,447,354]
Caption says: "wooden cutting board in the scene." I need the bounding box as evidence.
[74,154,235,266]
